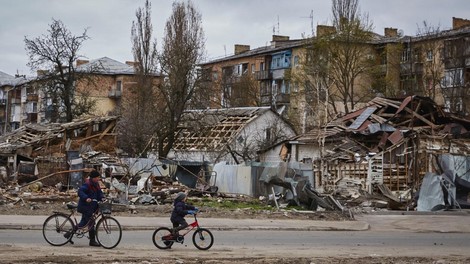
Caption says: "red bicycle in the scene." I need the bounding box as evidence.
[152,212,214,250]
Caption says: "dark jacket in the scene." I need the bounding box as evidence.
[77,179,104,215]
[170,199,196,223]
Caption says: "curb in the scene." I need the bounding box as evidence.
[0,222,370,232]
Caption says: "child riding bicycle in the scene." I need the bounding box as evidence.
[170,192,198,236]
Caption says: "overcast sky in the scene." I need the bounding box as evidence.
[1,0,469,76]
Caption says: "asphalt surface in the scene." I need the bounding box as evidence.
[1,210,470,233]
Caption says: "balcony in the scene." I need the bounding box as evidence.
[400,62,423,74]
[275,93,291,104]
[260,93,291,106]
[272,69,287,79]
[108,89,122,98]
[27,94,39,101]
[254,70,272,80]
[260,94,272,106]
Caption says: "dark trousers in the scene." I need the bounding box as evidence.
[78,211,95,231]
[171,218,188,232]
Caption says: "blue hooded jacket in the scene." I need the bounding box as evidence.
[77,179,104,215]
[170,193,195,223]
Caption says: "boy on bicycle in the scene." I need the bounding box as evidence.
[170,192,198,236]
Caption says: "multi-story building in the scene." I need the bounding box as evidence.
[375,17,470,115]
[0,57,160,134]
[0,72,37,132]
[200,17,470,133]
[74,57,154,116]
[200,35,303,110]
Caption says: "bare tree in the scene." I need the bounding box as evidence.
[317,0,375,114]
[287,0,374,131]
[155,0,205,158]
[415,21,444,101]
[288,39,334,132]
[228,74,261,107]
[24,19,96,122]
[118,0,160,156]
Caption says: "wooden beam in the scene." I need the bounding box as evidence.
[404,107,436,128]
[98,121,116,140]
[77,133,117,143]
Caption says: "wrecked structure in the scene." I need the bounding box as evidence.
[168,106,296,164]
[4,96,468,214]
[288,96,470,210]
[0,115,119,186]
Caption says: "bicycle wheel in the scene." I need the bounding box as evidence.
[96,216,122,249]
[42,213,74,246]
[152,227,174,249]
[192,228,214,250]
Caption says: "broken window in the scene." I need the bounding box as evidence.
[265,127,271,141]
[116,80,122,92]
[441,68,464,88]
[401,47,411,62]
[426,50,433,61]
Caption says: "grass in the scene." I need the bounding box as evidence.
[190,197,274,211]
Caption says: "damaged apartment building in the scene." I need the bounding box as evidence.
[286,96,470,211]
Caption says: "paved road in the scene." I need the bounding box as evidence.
[1,228,469,263]
[1,212,470,263]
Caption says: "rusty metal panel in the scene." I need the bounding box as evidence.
[396,96,413,114]
[388,130,403,145]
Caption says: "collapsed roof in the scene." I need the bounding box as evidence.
[0,115,119,155]
[172,107,275,151]
[296,96,470,159]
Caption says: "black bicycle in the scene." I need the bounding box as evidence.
[42,200,122,249]
[152,212,214,250]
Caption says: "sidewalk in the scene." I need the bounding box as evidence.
[0,215,368,231]
[1,212,470,232]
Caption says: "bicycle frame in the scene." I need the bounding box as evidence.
[58,202,104,235]
[177,214,201,237]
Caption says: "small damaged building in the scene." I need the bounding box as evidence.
[0,115,118,185]
[289,96,470,210]
[168,106,296,165]
[165,106,297,196]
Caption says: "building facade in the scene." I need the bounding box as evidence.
[0,57,161,134]
[200,17,470,133]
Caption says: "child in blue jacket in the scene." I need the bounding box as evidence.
[170,192,198,235]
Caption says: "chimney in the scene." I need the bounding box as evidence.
[270,35,290,48]
[76,59,89,66]
[316,25,336,37]
[272,35,289,42]
[234,44,250,55]
[453,17,470,30]
[125,61,137,67]
[384,27,398,37]
[36,70,48,76]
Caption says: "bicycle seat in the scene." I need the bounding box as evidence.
[66,202,78,210]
